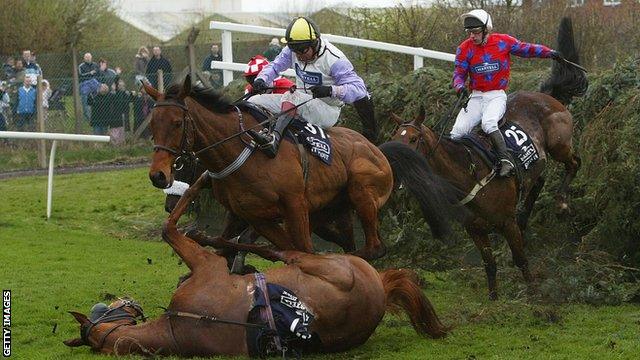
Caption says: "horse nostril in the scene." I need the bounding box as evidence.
[149,171,167,188]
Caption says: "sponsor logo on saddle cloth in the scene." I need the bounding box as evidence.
[295,63,323,86]
[501,122,539,170]
[289,118,333,165]
[253,282,315,340]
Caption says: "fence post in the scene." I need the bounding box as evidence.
[413,55,424,70]
[157,69,164,93]
[187,27,200,84]
[36,75,46,168]
[221,30,233,86]
[71,47,83,133]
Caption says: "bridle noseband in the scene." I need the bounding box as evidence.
[81,300,146,350]
[152,101,196,171]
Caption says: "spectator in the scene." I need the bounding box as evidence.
[22,50,42,80]
[96,58,117,87]
[41,79,52,125]
[202,44,223,88]
[263,37,282,61]
[12,60,25,87]
[87,83,114,135]
[0,81,10,132]
[134,46,149,82]
[146,46,172,89]
[2,57,15,80]
[16,77,37,131]
[79,52,99,121]
[112,79,135,133]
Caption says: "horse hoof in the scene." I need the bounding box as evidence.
[488,291,498,301]
[352,245,387,261]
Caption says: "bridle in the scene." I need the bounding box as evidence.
[81,300,146,350]
[152,101,195,172]
[397,122,428,155]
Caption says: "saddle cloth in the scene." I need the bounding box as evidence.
[235,101,333,165]
[457,121,540,171]
[246,278,318,357]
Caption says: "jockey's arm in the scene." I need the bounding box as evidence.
[452,45,469,92]
[505,35,555,59]
[329,59,367,104]
[257,47,293,84]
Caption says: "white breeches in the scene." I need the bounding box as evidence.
[450,89,507,139]
[249,91,341,128]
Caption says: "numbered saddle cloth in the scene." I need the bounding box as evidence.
[460,121,539,170]
[287,118,333,165]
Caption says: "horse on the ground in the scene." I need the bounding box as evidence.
[390,18,587,299]
[64,175,447,356]
[145,76,459,261]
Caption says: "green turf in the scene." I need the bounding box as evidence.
[0,168,638,359]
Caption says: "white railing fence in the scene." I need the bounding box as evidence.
[0,132,110,219]
[209,21,455,86]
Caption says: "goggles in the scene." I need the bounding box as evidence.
[465,27,484,35]
[288,42,311,54]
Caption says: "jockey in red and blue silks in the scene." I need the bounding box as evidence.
[450,9,561,177]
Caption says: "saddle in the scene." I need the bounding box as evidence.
[234,101,333,165]
[453,121,540,172]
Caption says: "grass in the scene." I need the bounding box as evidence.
[0,168,638,359]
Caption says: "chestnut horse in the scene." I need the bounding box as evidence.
[145,77,458,261]
[64,174,447,356]
[390,20,587,299]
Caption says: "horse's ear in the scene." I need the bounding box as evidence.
[63,338,85,347]
[391,113,405,125]
[68,311,90,326]
[179,74,192,100]
[413,106,426,126]
[142,81,161,101]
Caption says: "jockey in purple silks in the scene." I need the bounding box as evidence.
[248,16,375,158]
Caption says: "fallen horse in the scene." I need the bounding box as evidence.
[64,173,447,357]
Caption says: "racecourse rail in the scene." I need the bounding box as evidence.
[209,21,456,86]
[0,131,110,219]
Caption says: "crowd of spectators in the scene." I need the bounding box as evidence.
[0,39,280,141]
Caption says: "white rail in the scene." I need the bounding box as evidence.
[209,21,455,86]
[0,132,110,219]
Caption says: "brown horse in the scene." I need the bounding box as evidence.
[390,22,587,299]
[144,76,457,261]
[64,174,447,356]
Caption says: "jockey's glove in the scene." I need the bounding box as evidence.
[550,50,563,61]
[310,85,332,98]
[252,78,268,93]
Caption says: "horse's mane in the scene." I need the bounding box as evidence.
[540,17,588,105]
[164,83,233,114]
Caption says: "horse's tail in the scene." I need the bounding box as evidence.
[540,17,588,105]
[379,269,447,338]
[378,141,466,239]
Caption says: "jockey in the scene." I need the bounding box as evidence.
[243,55,294,95]
[450,9,562,177]
[247,16,373,158]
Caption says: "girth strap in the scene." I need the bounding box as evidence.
[206,143,256,179]
[254,272,283,352]
[458,169,496,205]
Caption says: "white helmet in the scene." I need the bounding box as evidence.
[460,9,493,32]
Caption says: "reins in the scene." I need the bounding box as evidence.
[428,91,468,157]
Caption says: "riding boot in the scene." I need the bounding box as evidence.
[248,101,297,158]
[353,95,378,143]
[488,130,515,177]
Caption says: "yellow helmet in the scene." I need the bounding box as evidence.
[284,17,320,45]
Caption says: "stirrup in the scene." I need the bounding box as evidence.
[499,158,515,177]
[247,129,274,146]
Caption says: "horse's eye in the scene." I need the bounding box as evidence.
[409,137,417,143]
[173,121,182,128]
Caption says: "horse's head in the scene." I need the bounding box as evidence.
[389,108,429,152]
[145,76,194,189]
[63,297,146,352]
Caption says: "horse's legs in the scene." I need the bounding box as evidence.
[466,220,498,300]
[281,195,313,252]
[500,219,533,284]
[311,205,356,253]
[556,153,581,211]
[517,176,545,232]
[348,188,386,261]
